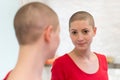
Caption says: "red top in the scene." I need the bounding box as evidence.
[3,71,11,80]
[51,53,108,80]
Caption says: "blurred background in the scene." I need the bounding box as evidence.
[0,0,120,80]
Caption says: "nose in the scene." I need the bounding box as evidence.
[77,33,84,41]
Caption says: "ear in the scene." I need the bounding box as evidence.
[93,27,97,36]
[44,25,53,43]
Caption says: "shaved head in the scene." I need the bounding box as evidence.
[14,2,59,45]
[69,11,95,28]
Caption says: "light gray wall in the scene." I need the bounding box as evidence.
[0,0,19,79]
[20,0,120,58]
[45,0,120,61]
[1,0,120,79]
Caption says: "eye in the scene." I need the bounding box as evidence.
[82,29,89,34]
[71,31,78,35]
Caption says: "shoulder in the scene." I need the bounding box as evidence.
[94,52,108,70]
[94,52,108,64]
[94,52,107,59]
[54,54,69,64]
[95,53,107,68]
[3,71,12,80]
[52,53,71,68]
[51,54,69,72]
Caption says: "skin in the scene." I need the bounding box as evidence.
[7,24,60,80]
[69,20,96,51]
[68,20,99,74]
[6,2,60,80]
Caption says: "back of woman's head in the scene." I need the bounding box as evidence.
[14,2,59,45]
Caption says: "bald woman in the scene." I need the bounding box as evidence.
[4,2,60,80]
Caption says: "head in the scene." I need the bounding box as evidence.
[69,11,96,51]
[14,2,60,58]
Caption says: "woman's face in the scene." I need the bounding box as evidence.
[69,20,96,51]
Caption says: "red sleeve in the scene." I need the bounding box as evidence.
[51,59,65,80]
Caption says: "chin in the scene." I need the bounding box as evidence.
[76,46,88,51]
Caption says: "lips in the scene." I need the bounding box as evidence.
[77,42,86,46]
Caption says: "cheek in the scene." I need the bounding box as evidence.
[87,35,94,43]
[70,35,76,44]
[56,36,60,46]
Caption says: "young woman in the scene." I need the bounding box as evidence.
[4,2,60,80]
[51,11,108,80]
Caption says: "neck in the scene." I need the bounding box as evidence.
[9,45,47,80]
[72,48,92,59]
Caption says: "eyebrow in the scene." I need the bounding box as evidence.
[70,28,77,30]
[69,29,77,31]
[70,28,89,30]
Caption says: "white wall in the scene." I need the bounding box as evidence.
[1,0,120,79]
[46,0,120,60]
[43,0,120,62]
[0,0,19,79]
